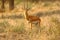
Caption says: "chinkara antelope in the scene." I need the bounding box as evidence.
[25,8,41,29]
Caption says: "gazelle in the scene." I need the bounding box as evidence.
[25,8,41,29]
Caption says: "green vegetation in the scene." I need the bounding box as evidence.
[0,21,10,27]
[15,0,23,5]
[12,23,26,33]
[43,2,52,7]
[0,21,10,33]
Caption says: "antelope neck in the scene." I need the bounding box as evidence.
[25,10,29,20]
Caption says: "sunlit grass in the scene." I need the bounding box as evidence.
[11,23,26,33]
[49,17,60,40]
[0,21,10,33]
[0,0,60,40]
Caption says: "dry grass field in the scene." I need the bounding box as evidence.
[0,0,60,40]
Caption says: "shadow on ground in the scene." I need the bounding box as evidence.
[0,10,60,19]
[35,10,60,17]
[0,14,25,19]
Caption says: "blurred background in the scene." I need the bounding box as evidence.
[0,0,60,40]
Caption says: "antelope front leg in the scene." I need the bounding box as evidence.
[38,20,40,27]
[30,22,32,29]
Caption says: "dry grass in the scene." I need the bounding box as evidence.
[0,1,60,40]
